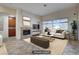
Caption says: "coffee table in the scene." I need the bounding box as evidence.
[37,35,55,42]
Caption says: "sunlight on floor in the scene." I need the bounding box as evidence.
[23,38,31,43]
[0,43,8,55]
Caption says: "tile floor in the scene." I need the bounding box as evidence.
[63,40,79,55]
[1,37,79,55]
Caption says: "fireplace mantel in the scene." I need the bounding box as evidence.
[21,27,31,39]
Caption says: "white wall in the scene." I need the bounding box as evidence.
[0,16,8,39]
[3,16,8,38]
[0,6,16,15]
[0,16,3,38]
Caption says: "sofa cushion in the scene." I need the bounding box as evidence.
[56,30,64,33]
[53,33,65,38]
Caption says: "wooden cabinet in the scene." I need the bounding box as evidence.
[8,17,16,37]
[9,20,16,27]
[9,18,16,27]
[8,29,16,37]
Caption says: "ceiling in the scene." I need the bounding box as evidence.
[0,3,77,16]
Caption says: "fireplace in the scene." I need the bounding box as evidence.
[23,29,30,35]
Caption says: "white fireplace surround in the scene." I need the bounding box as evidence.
[21,27,31,39]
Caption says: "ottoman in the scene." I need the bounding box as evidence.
[31,36,49,49]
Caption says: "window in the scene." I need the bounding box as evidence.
[43,21,53,30]
[52,18,68,30]
[23,17,31,26]
[42,18,68,31]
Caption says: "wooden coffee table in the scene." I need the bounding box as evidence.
[44,35,55,42]
[37,35,55,42]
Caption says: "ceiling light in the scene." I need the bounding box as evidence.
[43,4,47,7]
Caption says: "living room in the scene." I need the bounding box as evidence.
[0,3,79,55]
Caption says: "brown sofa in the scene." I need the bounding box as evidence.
[31,36,49,49]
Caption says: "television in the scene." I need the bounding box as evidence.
[33,24,40,29]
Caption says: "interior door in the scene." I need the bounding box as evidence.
[8,17,16,37]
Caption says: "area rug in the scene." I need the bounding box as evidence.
[47,39,68,55]
[24,38,68,55]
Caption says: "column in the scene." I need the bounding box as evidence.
[16,9,22,39]
[77,5,79,40]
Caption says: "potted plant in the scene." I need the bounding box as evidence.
[71,20,77,40]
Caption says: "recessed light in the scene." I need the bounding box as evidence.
[43,4,47,7]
